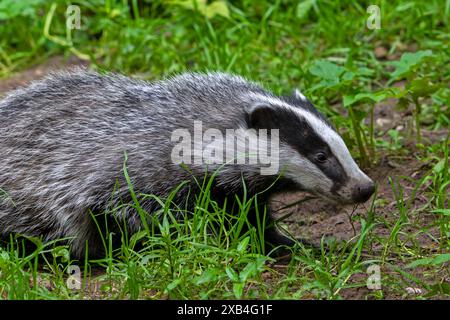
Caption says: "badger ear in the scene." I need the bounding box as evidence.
[247,103,276,129]
[293,88,307,101]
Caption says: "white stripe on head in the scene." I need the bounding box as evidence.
[245,92,369,182]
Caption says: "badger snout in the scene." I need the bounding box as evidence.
[351,181,375,203]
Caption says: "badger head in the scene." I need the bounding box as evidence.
[246,89,375,204]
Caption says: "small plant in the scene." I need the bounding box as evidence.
[387,50,442,145]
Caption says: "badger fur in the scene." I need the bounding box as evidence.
[0,70,375,258]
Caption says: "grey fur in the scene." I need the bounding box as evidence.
[0,69,373,257]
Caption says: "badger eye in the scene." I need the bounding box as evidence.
[315,152,328,163]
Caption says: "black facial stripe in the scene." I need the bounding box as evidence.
[280,94,338,133]
[282,117,349,193]
[249,106,348,191]
[318,157,349,194]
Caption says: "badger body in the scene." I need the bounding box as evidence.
[0,70,374,257]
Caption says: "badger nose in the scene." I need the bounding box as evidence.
[352,182,375,203]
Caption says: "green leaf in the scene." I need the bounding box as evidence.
[432,158,446,174]
[343,91,387,107]
[0,0,46,20]
[172,0,229,19]
[51,247,70,262]
[225,267,239,282]
[356,67,375,77]
[407,77,441,99]
[205,1,230,19]
[384,87,408,99]
[342,71,355,81]
[240,262,257,282]
[343,95,358,107]
[425,282,450,297]
[397,97,411,109]
[432,87,450,106]
[309,60,345,80]
[432,254,450,265]
[388,50,433,83]
[309,60,346,89]
[165,278,182,292]
[431,208,450,216]
[232,282,244,298]
[195,268,221,285]
[239,257,266,282]
[314,268,332,285]
[237,236,250,253]
[406,253,450,268]
[353,109,368,121]
[296,0,314,19]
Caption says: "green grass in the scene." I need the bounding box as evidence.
[0,0,449,299]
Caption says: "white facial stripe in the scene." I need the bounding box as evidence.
[246,93,369,182]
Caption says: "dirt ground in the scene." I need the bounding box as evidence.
[1,57,448,299]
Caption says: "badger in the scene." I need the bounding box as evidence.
[0,70,375,258]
